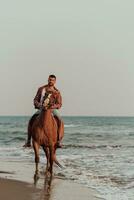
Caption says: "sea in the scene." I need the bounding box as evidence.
[0,116,134,200]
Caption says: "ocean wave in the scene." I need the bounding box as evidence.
[63,144,122,149]
[0,147,18,151]
[0,137,25,144]
[10,137,25,142]
[64,124,80,128]
[0,122,12,125]
[0,131,26,135]
[11,131,27,135]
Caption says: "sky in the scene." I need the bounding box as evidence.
[0,0,134,116]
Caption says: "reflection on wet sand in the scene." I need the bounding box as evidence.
[34,171,53,200]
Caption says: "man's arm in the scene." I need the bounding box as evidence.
[33,88,42,109]
[50,92,62,109]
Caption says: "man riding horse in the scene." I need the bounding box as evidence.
[24,74,63,148]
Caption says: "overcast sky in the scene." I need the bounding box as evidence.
[0,0,134,116]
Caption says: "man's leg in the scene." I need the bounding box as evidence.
[23,112,39,147]
[52,109,63,148]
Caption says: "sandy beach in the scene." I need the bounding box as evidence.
[0,178,40,200]
[0,176,101,200]
[50,178,101,200]
[0,160,101,200]
[0,155,103,200]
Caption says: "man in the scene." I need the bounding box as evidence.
[24,74,63,148]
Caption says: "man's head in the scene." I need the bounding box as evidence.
[48,74,56,86]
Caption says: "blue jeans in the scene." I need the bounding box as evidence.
[36,109,61,119]
[52,109,61,119]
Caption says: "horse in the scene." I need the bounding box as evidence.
[28,106,64,180]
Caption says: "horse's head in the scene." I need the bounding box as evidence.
[43,93,52,108]
[39,93,54,126]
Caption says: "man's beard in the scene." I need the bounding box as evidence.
[48,83,54,86]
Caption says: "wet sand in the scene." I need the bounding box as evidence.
[0,177,101,200]
[0,159,102,200]
[0,178,40,200]
[51,178,101,200]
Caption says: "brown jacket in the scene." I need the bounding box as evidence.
[34,85,62,109]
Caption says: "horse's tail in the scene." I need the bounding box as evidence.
[54,157,63,168]
[53,153,63,168]
[48,142,63,172]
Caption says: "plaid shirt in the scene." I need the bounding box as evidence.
[33,85,62,109]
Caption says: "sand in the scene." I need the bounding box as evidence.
[0,159,102,200]
[51,178,101,200]
[0,178,40,200]
[0,177,102,200]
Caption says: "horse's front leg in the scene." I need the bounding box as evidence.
[43,147,50,174]
[44,146,52,177]
[48,145,54,178]
[33,141,40,184]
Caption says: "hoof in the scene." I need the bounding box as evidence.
[34,173,39,185]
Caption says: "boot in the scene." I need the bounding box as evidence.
[23,113,38,148]
[56,140,63,148]
[23,130,32,148]
[23,139,31,148]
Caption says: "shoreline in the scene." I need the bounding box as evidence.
[0,177,102,200]
[0,157,103,200]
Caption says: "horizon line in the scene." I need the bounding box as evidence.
[0,115,134,117]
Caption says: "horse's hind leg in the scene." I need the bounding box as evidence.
[33,141,40,184]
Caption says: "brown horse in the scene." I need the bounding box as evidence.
[28,108,64,179]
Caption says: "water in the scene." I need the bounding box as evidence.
[0,116,134,200]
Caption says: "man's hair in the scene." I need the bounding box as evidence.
[49,74,56,79]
